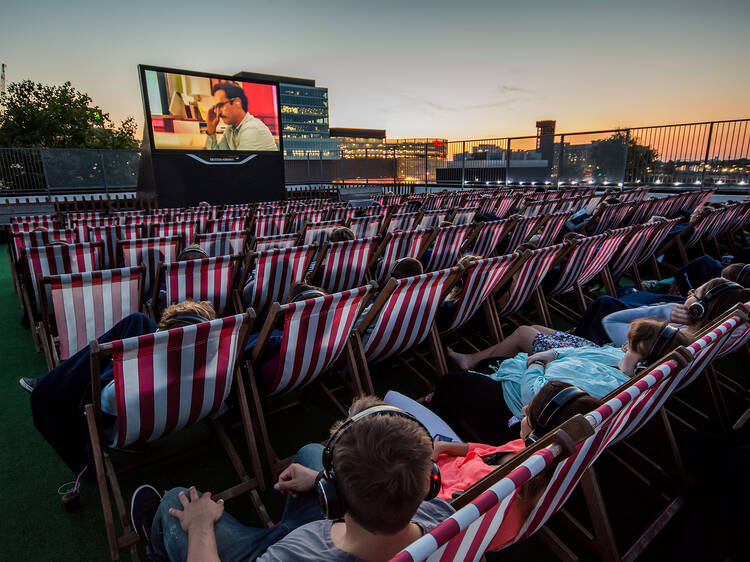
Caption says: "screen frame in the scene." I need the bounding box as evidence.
[138,64,284,156]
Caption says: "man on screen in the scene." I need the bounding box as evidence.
[204,81,277,151]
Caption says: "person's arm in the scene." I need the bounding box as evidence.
[168,487,223,562]
[204,131,229,150]
[432,438,470,460]
[602,304,676,346]
[237,120,277,151]
[273,462,319,498]
[519,362,549,409]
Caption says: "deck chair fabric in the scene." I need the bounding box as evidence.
[376,229,433,283]
[607,223,659,282]
[119,236,181,297]
[159,255,239,316]
[576,226,633,287]
[419,210,449,229]
[196,231,248,257]
[302,220,341,245]
[73,218,118,242]
[634,218,680,266]
[425,225,474,272]
[208,217,247,233]
[10,215,56,228]
[290,209,326,233]
[315,237,377,294]
[87,225,144,269]
[470,220,511,258]
[504,216,543,252]
[254,212,288,237]
[534,212,571,247]
[325,207,357,222]
[150,221,197,246]
[176,211,211,232]
[388,212,421,233]
[41,266,143,362]
[546,234,606,298]
[254,233,299,252]
[452,209,477,225]
[247,244,318,318]
[362,267,457,364]
[349,215,383,239]
[12,228,76,263]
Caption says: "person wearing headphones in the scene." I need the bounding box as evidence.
[136,396,454,561]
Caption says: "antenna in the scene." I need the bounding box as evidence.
[1,62,6,96]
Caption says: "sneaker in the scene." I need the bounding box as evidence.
[130,484,162,546]
[19,377,39,394]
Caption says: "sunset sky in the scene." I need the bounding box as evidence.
[1,0,748,140]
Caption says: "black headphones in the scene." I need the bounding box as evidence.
[633,324,680,376]
[525,386,587,446]
[687,281,742,320]
[316,405,441,521]
[737,265,750,288]
[169,313,212,327]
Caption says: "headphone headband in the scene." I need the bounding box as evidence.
[168,313,212,328]
[527,387,587,445]
[737,265,750,287]
[688,280,743,320]
[648,324,679,364]
[292,289,327,303]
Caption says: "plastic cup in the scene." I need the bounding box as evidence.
[58,482,81,512]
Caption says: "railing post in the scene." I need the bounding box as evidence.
[392,146,397,188]
[505,138,512,185]
[619,129,630,189]
[460,141,466,188]
[701,122,714,187]
[424,142,428,185]
[558,135,566,186]
[99,150,109,196]
[38,147,52,200]
[365,148,369,184]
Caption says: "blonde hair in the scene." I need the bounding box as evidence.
[158,300,216,330]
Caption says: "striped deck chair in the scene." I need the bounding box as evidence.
[290,209,326,233]
[111,210,144,225]
[219,209,250,221]
[371,229,436,283]
[590,202,631,235]
[633,218,680,272]
[469,220,512,258]
[425,225,474,272]
[607,223,659,287]
[155,255,240,316]
[534,211,571,247]
[575,226,633,292]
[196,231,248,257]
[418,210,449,229]
[451,208,477,225]
[254,212,288,237]
[325,206,357,222]
[8,220,56,234]
[223,203,254,214]
[150,221,197,246]
[490,195,519,219]
[503,216,544,252]
[628,198,657,225]
[311,237,378,293]
[11,228,76,265]
[247,285,375,471]
[38,266,144,368]
[86,311,268,560]
[119,236,181,297]
[353,268,460,393]
[87,225,144,269]
[65,211,101,228]
[440,253,522,343]
[11,214,56,227]
[301,220,341,245]
[387,212,421,233]
[244,244,318,318]
[177,211,211,231]
[126,214,169,227]
[207,217,248,233]
[253,233,299,252]
[72,217,118,242]
[349,215,383,239]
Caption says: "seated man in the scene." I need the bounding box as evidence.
[133,397,454,561]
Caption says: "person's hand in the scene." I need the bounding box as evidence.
[670,304,691,325]
[168,487,223,534]
[205,105,220,135]
[526,350,556,368]
[432,436,448,460]
[274,463,319,497]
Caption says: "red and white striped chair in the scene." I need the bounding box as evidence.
[606,223,659,289]
[155,255,241,317]
[590,202,632,235]
[469,220,512,258]
[503,216,544,252]
[424,225,474,272]
[371,229,435,283]
[207,217,248,233]
[574,226,633,298]
[311,237,378,293]
[325,207,358,222]
[349,215,383,239]
[88,225,144,269]
[418,210,449,229]
[11,228,76,265]
[290,209,326,233]
[243,244,318,318]
[65,211,101,228]
[38,266,144,368]
[10,215,56,228]
[253,212,288,237]
[72,217,118,242]
[176,210,211,231]
[196,231,248,257]
[126,214,170,227]
[8,219,56,234]
[119,236,181,297]
[534,211,571,247]
[353,268,459,393]
[150,221,198,247]
[86,311,268,560]
[301,220,341,245]
[253,233,299,252]
[387,212,421,233]
[451,208,477,225]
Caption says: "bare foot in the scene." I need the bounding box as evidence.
[446,347,475,371]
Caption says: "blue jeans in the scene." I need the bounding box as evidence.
[148,443,325,562]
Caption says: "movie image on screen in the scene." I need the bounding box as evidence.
[142,68,281,152]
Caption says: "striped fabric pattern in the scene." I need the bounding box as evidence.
[452,209,477,225]
[12,228,76,262]
[11,215,55,227]
[504,216,543,251]
[249,244,318,317]
[265,286,373,396]
[608,223,658,281]
[163,256,237,315]
[110,314,246,448]
[534,212,571,247]
[546,234,606,297]
[492,196,519,219]
[388,212,420,233]
[291,209,325,233]
[425,225,474,272]
[635,218,680,266]
[254,213,288,237]
[471,220,511,258]
[150,221,197,246]
[377,229,432,282]
[676,315,742,390]
[197,231,247,257]
[47,267,142,359]
[496,243,565,317]
[364,268,455,363]
[87,225,144,269]
[418,210,449,229]
[349,215,383,239]
[66,212,101,228]
[177,211,211,231]
[120,236,181,296]
[254,233,299,252]
[208,217,247,233]
[26,242,102,311]
[318,237,377,293]
[325,207,357,222]
[446,253,519,333]
[302,220,341,245]
[73,218,118,242]
[576,226,632,286]
[9,220,55,233]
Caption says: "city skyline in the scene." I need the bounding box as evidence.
[1,0,748,141]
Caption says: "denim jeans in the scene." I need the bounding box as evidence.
[147,443,325,562]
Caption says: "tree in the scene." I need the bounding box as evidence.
[0,80,138,149]
[589,131,659,183]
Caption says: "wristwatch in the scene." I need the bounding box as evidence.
[529,361,545,369]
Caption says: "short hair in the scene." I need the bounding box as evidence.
[515,240,538,253]
[286,282,326,303]
[562,232,585,242]
[211,81,248,112]
[390,257,423,279]
[722,263,745,283]
[692,278,750,329]
[525,381,598,435]
[627,319,691,360]
[159,300,216,330]
[329,226,355,243]
[333,408,433,533]
[177,244,209,261]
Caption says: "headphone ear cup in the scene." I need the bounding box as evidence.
[426,462,442,501]
[634,360,649,376]
[688,301,704,320]
[316,472,344,520]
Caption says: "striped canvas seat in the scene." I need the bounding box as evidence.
[8,220,56,234]
[301,220,341,245]
[425,225,474,272]
[12,228,76,264]
[126,214,170,227]
[546,233,607,298]
[207,217,247,233]
[634,218,680,267]
[247,244,318,317]
[534,211,571,247]
[489,195,519,219]
[197,231,248,257]
[177,211,212,231]
[470,220,511,258]
[452,208,477,225]
[349,215,383,239]
[111,210,144,225]
[150,221,197,246]
[73,217,118,242]
[590,202,632,235]
[387,212,421,233]
[495,243,567,317]
[88,225,144,269]
[10,215,55,227]
[158,255,240,316]
[254,212,288,237]
[65,211,102,228]
[418,210,449,229]
[254,233,299,252]
[608,223,659,282]
[290,209,326,233]
[374,229,434,283]
[39,266,144,364]
[119,236,181,296]
[504,216,544,251]
[576,226,632,287]
[442,253,520,335]
[325,207,357,222]
[314,237,378,293]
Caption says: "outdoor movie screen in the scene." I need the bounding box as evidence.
[140,66,281,152]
